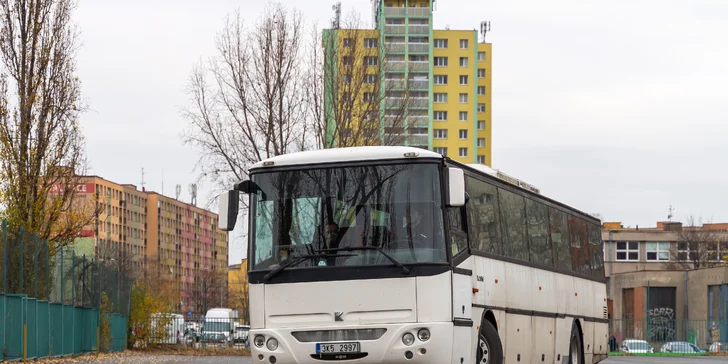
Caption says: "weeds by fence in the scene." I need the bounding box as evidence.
[610,319,728,353]
[0,219,132,360]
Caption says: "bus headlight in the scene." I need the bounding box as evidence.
[254,335,265,348]
[267,338,279,351]
[417,328,431,342]
[402,333,415,346]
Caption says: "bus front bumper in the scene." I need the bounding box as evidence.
[249,322,453,364]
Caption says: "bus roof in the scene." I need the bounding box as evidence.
[249,146,443,170]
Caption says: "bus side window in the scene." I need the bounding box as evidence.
[448,207,468,257]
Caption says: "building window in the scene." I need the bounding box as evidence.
[409,127,427,135]
[365,56,378,66]
[478,138,485,147]
[343,38,353,47]
[459,111,467,121]
[364,38,378,48]
[459,75,468,85]
[342,56,353,66]
[459,129,468,139]
[365,74,377,84]
[646,242,670,261]
[459,57,468,67]
[434,93,447,103]
[434,75,448,85]
[460,39,468,49]
[459,147,468,157]
[478,86,486,95]
[434,111,447,121]
[459,93,468,103]
[433,129,447,139]
[434,147,447,155]
[363,92,375,102]
[478,120,485,130]
[478,51,486,61]
[477,155,485,164]
[616,242,639,261]
[478,69,486,78]
[434,39,448,48]
[478,103,486,112]
[434,57,448,66]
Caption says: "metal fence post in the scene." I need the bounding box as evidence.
[71,250,75,306]
[3,219,7,293]
[34,235,38,299]
[19,227,24,295]
[60,248,64,304]
[45,241,49,301]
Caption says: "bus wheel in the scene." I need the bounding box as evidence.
[569,323,583,364]
[476,320,502,364]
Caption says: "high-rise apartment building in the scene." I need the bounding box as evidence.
[323,0,492,165]
[74,176,229,314]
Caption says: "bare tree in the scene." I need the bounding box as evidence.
[190,268,228,314]
[181,3,309,206]
[0,0,96,253]
[667,215,725,270]
[228,267,249,324]
[306,11,420,149]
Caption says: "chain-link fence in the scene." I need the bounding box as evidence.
[0,219,131,360]
[610,319,728,354]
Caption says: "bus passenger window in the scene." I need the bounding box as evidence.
[448,207,468,256]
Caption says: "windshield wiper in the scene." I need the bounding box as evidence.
[263,252,351,282]
[321,246,410,275]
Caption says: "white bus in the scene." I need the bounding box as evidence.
[218,146,608,364]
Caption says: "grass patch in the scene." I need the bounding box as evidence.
[609,351,714,357]
[129,345,251,356]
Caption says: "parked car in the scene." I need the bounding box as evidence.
[660,341,705,353]
[233,324,250,345]
[621,339,654,353]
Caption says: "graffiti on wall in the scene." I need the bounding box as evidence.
[648,307,676,342]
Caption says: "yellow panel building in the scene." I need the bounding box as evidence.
[323,0,493,166]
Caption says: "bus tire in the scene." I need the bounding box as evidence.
[476,319,503,364]
[569,322,584,364]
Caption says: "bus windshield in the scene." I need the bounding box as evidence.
[249,163,446,271]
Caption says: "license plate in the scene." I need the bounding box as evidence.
[316,342,360,354]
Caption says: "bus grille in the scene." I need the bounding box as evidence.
[291,328,387,342]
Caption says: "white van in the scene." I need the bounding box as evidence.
[150,313,185,344]
[203,308,235,344]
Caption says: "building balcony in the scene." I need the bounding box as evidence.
[383,7,406,17]
[386,61,406,72]
[385,98,407,108]
[408,116,429,128]
[410,97,429,108]
[408,80,429,89]
[408,61,428,71]
[407,7,432,17]
[383,115,404,127]
[385,79,406,89]
[408,25,430,35]
[407,134,429,145]
[384,42,406,53]
[408,43,430,53]
[384,25,406,34]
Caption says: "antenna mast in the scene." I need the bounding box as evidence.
[140,168,146,191]
[189,184,197,207]
[331,1,341,29]
[479,21,491,42]
[175,184,182,200]
[668,205,674,222]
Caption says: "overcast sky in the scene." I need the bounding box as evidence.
[75,0,728,264]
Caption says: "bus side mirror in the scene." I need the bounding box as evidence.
[218,190,240,231]
[447,167,466,207]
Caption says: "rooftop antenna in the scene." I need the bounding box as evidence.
[140,167,146,191]
[668,205,674,222]
[175,184,182,200]
[480,21,491,42]
[189,184,197,207]
[331,1,341,29]
[370,0,378,28]
[161,168,164,196]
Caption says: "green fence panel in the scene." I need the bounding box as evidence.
[0,295,5,359]
[82,308,97,352]
[62,305,74,355]
[36,301,50,358]
[110,314,127,352]
[26,298,37,359]
[4,295,25,361]
[49,303,63,356]
[73,305,83,353]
